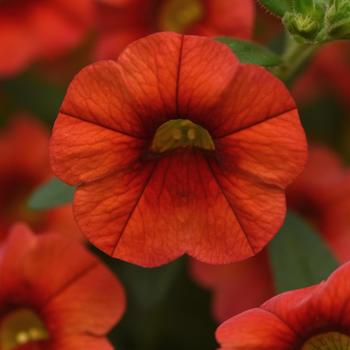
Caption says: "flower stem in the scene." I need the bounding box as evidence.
[272,36,319,84]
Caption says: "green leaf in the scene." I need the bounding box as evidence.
[114,259,184,310]
[257,0,293,17]
[269,212,338,293]
[28,177,74,210]
[216,37,282,67]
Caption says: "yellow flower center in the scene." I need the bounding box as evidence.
[158,0,203,32]
[302,332,350,350]
[150,119,215,154]
[0,309,49,350]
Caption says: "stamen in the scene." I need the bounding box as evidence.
[0,308,49,350]
[151,119,215,154]
[302,331,350,350]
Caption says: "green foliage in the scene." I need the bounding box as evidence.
[93,251,217,350]
[257,0,293,17]
[2,71,66,126]
[28,177,74,210]
[269,212,338,293]
[216,37,282,67]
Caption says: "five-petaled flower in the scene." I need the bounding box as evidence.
[0,0,93,76]
[216,261,350,350]
[0,224,125,350]
[190,145,350,322]
[50,32,307,267]
[94,0,255,59]
[0,116,79,242]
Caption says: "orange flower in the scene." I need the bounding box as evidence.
[94,0,255,59]
[0,116,79,241]
[216,261,350,350]
[0,224,125,350]
[0,0,93,77]
[50,32,307,267]
[190,145,350,322]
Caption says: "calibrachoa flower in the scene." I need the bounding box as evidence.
[0,0,93,76]
[50,32,307,267]
[94,0,255,59]
[216,261,350,350]
[0,116,79,241]
[0,224,125,349]
[191,145,350,322]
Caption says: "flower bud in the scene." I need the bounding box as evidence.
[326,0,350,39]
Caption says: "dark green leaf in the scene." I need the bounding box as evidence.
[257,0,293,17]
[114,259,183,310]
[216,37,282,67]
[269,211,338,293]
[28,177,74,209]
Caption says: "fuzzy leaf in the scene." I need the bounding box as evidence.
[258,0,293,17]
[28,177,74,209]
[216,37,282,67]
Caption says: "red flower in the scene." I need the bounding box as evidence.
[292,42,350,109]
[190,250,274,322]
[94,0,255,60]
[0,116,80,242]
[216,261,350,350]
[0,0,93,77]
[190,145,350,322]
[0,224,125,350]
[50,32,307,267]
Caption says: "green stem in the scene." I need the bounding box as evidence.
[272,36,319,84]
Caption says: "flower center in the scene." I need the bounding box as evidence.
[158,0,203,32]
[301,332,350,350]
[0,309,49,350]
[150,119,215,154]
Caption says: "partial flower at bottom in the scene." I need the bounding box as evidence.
[216,261,350,350]
[0,224,125,350]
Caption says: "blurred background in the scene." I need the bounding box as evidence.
[1,1,349,349]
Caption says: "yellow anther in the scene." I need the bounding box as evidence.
[172,128,182,140]
[0,308,49,350]
[151,119,215,154]
[187,128,196,140]
[16,332,29,344]
[158,0,203,33]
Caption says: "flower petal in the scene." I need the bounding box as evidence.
[209,64,297,138]
[51,335,114,350]
[216,308,296,350]
[43,264,125,336]
[215,110,307,188]
[0,224,36,299]
[206,160,287,254]
[58,32,183,139]
[50,113,144,185]
[177,35,239,129]
[263,262,350,334]
[74,151,258,266]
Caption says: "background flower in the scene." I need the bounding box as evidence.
[216,261,350,350]
[0,224,125,350]
[94,0,255,59]
[0,0,93,76]
[0,116,80,241]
